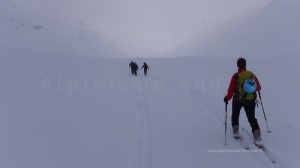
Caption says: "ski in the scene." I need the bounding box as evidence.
[243,128,276,164]
[254,144,276,163]
[233,136,250,150]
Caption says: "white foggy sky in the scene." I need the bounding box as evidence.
[13,0,272,57]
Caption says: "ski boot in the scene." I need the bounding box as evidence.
[233,125,240,138]
[253,130,263,146]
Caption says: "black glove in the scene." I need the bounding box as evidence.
[224,96,228,105]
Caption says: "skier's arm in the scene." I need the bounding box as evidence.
[225,74,236,100]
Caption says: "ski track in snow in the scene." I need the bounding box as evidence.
[130,75,217,168]
[133,78,153,168]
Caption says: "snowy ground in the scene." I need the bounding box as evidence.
[1,0,300,167]
[1,54,299,168]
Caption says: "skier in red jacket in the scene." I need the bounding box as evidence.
[224,58,262,143]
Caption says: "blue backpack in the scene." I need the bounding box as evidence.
[244,78,257,93]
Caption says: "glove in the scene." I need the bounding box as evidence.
[224,96,228,105]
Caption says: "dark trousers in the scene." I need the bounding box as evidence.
[131,68,137,76]
[231,99,260,133]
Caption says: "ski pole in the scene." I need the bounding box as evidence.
[258,91,271,133]
[225,103,228,145]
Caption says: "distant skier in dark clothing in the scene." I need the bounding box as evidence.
[129,61,135,75]
[141,62,149,76]
[129,61,138,76]
[224,58,262,144]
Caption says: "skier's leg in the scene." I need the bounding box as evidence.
[244,101,260,133]
[232,100,242,127]
[231,100,242,137]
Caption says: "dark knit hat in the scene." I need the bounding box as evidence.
[237,58,246,68]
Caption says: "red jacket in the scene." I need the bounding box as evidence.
[225,68,261,100]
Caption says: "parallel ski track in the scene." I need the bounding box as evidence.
[134,82,153,168]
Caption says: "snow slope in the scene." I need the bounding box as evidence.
[0,0,124,58]
[169,0,300,58]
[1,54,300,168]
[1,0,300,167]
